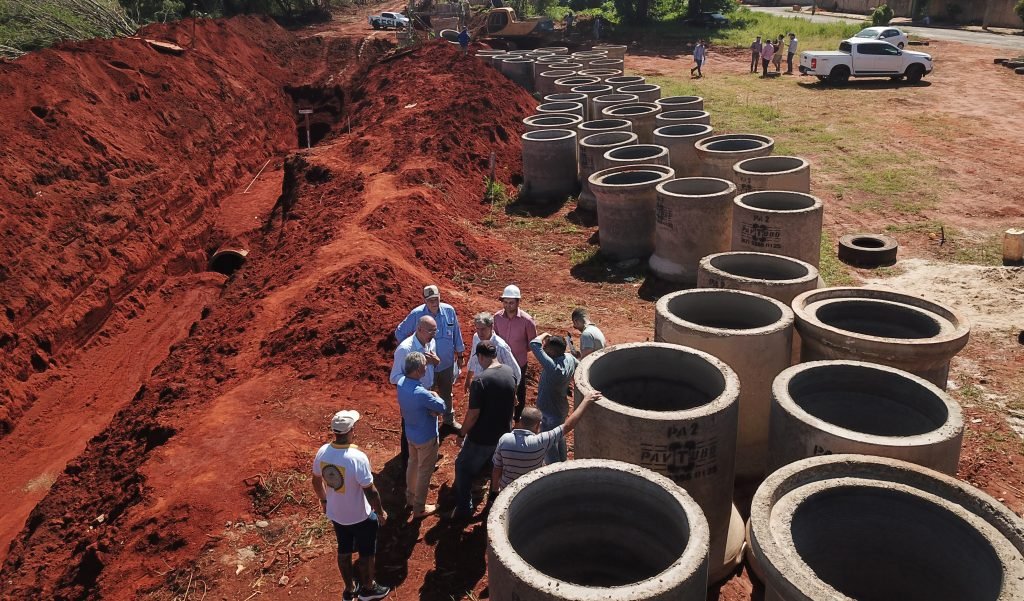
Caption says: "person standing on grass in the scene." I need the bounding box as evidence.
[457,26,470,54]
[690,39,706,79]
[760,38,774,77]
[312,410,391,601]
[773,34,785,72]
[397,352,447,519]
[786,33,799,74]
[750,36,763,73]
[529,332,578,464]
[563,11,574,38]
[493,284,537,422]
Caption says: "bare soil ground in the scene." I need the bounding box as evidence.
[0,7,1022,601]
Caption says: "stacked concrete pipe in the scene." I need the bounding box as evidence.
[653,123,714,178]
[732,156,810,194]
[536,70,576,96]
[656,95,704,111]
[501,58,536,91]
[616,83,662,103]
[553,76,600,96]
[521,129,578,204]
[656,289,794,491]
[649,177,738,283]
[605,75,645,87]
[655,110,712,127]
[592,44,627,60]
[589,165,675,260]
[792,287,971,389]
[537,101,585,120]
[573,342,745,583]
[697,251,819,307]
[487,459,711,601]
[694,134,775,180]
[601,103,662,144]
[570,84,614,120]
[578,131,638,213]
[731,191,824,267]
[523,114,584,132]
[748,454,1024,601]
[592,93,639,120]
[768,360,964,475]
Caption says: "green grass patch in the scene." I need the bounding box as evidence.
[819,232,855,286]
[944,231,1004,266]
[707,8,864,51]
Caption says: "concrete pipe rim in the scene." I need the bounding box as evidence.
[603,103,661,118]
[656,109,711,121]
[700,138,771,153]
[554,76,601,86]
[523,114,584,129]
[575,341,739,419]
[502,57,535,63]
[487,459,711,600]
[536,101,585,114]
[733,190,822,215]
[654,123,713,139]
[773,359,964,445]
[539,70,576,79]
[656,288,794,337]
[209,247,248,275]
[543,93,589,104]
[578,118,633,133]
[570,84,614,95]
[544,63,583,71]
[593,93,639,105]
[656,95,703,106]
[733,156,809,177]
[791,287,971,350]
[749,454,1024,601]
[656,177,737,199]
[580,131,638,149]
[700,252,819,285]
[577,69,621,78]
[522,128,578,142]
[587,58,623,65]
[616,83,661,94]
[603,144,669,163]
[589,164,674,190]
[604,76,645,85]
[697,133,774,150]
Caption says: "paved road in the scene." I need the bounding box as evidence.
[748,6,1024,51]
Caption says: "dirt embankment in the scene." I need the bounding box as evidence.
[0,35,535,599]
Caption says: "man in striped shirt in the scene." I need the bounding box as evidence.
[490,390,601,491]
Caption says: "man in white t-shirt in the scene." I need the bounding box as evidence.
[312,410,390,601]
[570,307,606,359]
[463,312,521,396]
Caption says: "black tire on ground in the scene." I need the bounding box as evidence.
[905,64,925,83]
[838,234,899,268]
[1016,67,1024,75]
[829,66,850,85]
[994,58,1008,64]
[372,22,380,29]
[1006,61,1024,69]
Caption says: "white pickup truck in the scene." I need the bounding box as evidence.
[368,11,409,30]
[799,38,933,84]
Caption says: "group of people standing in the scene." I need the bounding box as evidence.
[751,32,799,76]
[311,283,607,600]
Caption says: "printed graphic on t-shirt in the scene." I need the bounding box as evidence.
[321,463,346,491]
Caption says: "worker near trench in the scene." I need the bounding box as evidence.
[530,332,578,463]
[390,314,441,467]
[397,351,446,519]
[569,307,606,359]
[493,284,537,422]
[395,285,466,431]
[312,410,391,601]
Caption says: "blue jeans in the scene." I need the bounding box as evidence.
[453,440,496,515]
[542,414,567,464]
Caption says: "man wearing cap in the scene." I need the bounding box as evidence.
[396,285,466,430]
[449,340,516,520]
[312,410,390,601]
[390,315,440,466]
[464,312,520,394]
[397,351,447,519]
[493,284,537,421]
[530,332,578,464]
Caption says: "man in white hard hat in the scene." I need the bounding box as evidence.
[493,284,537,421]
[312,410,390,601]
[395,285,466,431]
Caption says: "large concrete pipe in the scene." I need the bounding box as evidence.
[656,95,704,111]
[521,129,578,203]
[601,103,662,144]
[574,342,744,583]
[731,191,824,268]
[589,165,675,260]
[487,459,710,601]
[577,118,632,139]
[536,101,585,120]
[500,58,536,91]
[616,83,662,103]
[591,93,639,120]
[543,92,589,106]
[488,53,515,68]
[534,55,567,64]
[791,287,971,389]
[577,68,622,81]
[523,114,584,132]
[570,84,614,120]
[649,177,738,283]
[653,124,714,178]
[536,70,575,96]
[656,289,794,488]
[605,75,645,87]
[732,156,810,194]
[655,110,711,127]
[553,76,600,96]
[592,45,627,60]
[588,57,625,70]
[578,131,638,213]
[748,454,1024,601]
[769,360,964,475]
[697,251,818,307]
[600,144,670,171]
[536,46,569,54]
[694,134,775,181]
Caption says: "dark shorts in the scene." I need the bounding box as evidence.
[332,513,379,556]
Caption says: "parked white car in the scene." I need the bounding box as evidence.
[799,38,933,84]
[851,26,909,49]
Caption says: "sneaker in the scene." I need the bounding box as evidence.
[343,588,358,601]
[413,504,437,519]
[358,582,391,601]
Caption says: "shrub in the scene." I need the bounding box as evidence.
[1015,0,1024,26]
[871,3,893,25]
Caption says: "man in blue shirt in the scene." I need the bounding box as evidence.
[529,332,578,464]
[396,285,466,430]
[390,315,439,467]
[457,26,470,54]
[398,351,446,519]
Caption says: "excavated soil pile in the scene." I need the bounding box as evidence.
[0,37,535,599]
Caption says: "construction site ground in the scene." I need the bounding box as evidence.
[0,3,1022,600]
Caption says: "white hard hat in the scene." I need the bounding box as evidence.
[501,284,521,299]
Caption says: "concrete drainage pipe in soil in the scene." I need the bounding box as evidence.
[694,134,775,181]
[697,251,819,306]
[837,233,898,267]
[731,190,824,267]
[748,454,1024,601]
[577,131,638,212]
[487,459,710,600]
[653,124,714,178]
[732,156,811,194]
[589,165,675,260]
[649,177,738,284]
[656,95,704,111]
[521,128,579,203]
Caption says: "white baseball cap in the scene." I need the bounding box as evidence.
[330,410,360,434]
[501,284,521,299]
[423,285,440,300]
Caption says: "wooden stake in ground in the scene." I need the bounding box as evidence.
[298,109,313,149]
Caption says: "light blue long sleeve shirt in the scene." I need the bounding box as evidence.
[395,303,465,371]
[398,376,446,444]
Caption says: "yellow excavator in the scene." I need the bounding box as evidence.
[474,6,556,45]
[414,0,555,47]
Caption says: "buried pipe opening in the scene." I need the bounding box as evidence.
[664,290,783,331]
[707,253,811,281]
[815,300,943,340]
[209,248,248,276]
[737,191,817,211]
[585,345,727,411]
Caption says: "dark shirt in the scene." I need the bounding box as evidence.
[467,364,516,446]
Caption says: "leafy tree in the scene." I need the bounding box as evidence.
[871,3,893,25]
[1014,0,1023,27]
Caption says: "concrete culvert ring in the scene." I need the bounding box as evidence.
[655,110,711,126]
[615,83,662,103]
[604,75,645,87]
[603,144,669,166]
[697,252,819,306]
[732,156,811,193]
[694,134,775,180]
[589,165,675,260]
[837,233,898,267]
[732,191,824,267]
[522,114,583,132]
[209,247,248,276]
[656,95,704,111]
[486,459,711,600]
[536,101,585,119]
[769,360,964,475]
[748,454,1024,601]
[648,177,737,284]
[577,131,638,212]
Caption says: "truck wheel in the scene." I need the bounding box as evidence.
[838,234,898,268]
[905,64,925,83]
[372,22,380,29]
[829,66,850,85]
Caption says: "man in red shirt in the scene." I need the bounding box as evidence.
[492,284,537,421]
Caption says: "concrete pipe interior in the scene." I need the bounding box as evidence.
[814,300,943,340]
[704,139,765,152]
[607,106,658,118]
[580,118,632,132]
[788,486,1003,601]
[605,76,645,86]
[785,363,952,437]
[660,177,733,197]
[555,77,599,86]
[618,84,660,94]
[606,144,665,161]
[736,190,816,211]
[537,101,583,114]
[571,84,612,94]
[663,290,784,331]
[595,169,666,188]
[659,95,701,105]
[544,93,587,104]
[655,124,713,137]
[659,110,709,120]
[506,465,692,586]
[522,129,576,142]
[706,253,811,281]
[585,345,726,411]
[524,115,580,128]
[209,249,248,275]
[735,156,807,175]
[582,131,636,147]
